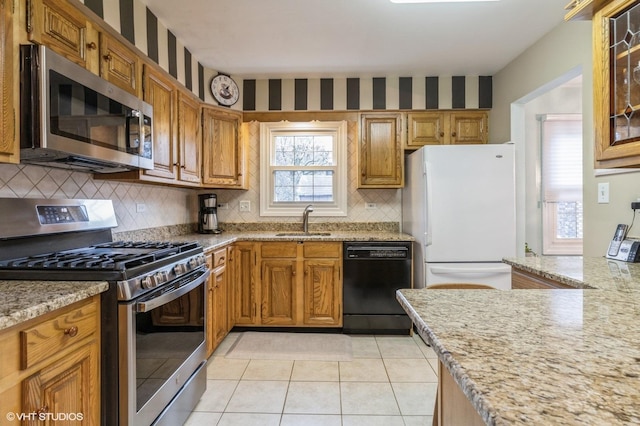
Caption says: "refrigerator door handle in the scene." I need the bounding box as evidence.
[424,160,432,247]
[430,266,509,275]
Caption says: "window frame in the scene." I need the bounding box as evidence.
[259,121,348,217]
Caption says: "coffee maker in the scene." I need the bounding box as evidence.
[198,194,221,234]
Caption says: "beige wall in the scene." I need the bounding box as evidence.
[492,19,640,257]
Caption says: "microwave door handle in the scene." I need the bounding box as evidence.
[135,268,210,313]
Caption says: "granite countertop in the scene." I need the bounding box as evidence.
[503,256,640,291]
[397,288,640,425]
[0,280,109,332]
[160,230,415,252]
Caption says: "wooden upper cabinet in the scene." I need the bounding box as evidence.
[143,65,178,181]
[99,33,141,97]
[450,111,488,145]
[593,0,640,168]
[359,113,404,188]
[564,0,611,21]
[202,106,247,188]
[0,0,15,160]
[407,111,488,148]
[27,0,98,69]
[177,91,202,184]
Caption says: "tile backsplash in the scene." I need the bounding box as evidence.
[0,164,195,233]
[0,121,401,234]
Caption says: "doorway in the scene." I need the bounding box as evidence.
[512,71,583,257]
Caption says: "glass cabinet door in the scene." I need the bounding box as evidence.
[594,0,640,168]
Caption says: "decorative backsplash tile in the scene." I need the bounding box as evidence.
[0,163,195,233]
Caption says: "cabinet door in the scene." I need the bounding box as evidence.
[407,112,445,147]
[0,0,15,159]
[450,112,488,145]
[359,113,404,187]
[202,107,246,188]
[212,264,228,347]
[303,259,341,326]
[27,0,96,69]
[23,342,99,426]
[594,0,640,168]
[233,243,259,325]
[99,33,141,96]
[143,65,179,181]
[261,260,297,325]
[177,92,202,184]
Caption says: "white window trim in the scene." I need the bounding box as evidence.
[260,121,348,217]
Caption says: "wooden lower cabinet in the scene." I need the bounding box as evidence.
[239,241,342,327]
[0,295,100,425]
[206,246,233,357]
[232,242,259,326]
[437,361,484,426]
[511,268,575,289]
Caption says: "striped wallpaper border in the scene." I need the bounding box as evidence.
[242,76,492,111]
[81,0,494,111]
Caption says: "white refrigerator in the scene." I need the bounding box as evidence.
[402,144,516,290]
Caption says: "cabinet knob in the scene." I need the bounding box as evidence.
[439,132,445,137]
[451,132,457,137]
[173,162,180,167]
[103,53,112,61]
[37,405,49,416]
[87,41,97,50]
[64,326,78,337]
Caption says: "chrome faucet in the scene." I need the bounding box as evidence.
[302,204,314,233]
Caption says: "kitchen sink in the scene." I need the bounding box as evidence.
[275,232,332,237]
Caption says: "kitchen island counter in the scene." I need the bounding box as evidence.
[0,280,108,331]
[397,289,640,425]
[397,287,640,425]
[503,255,640,290]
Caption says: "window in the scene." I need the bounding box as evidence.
[540,114,583,255]
[260,121,348,216]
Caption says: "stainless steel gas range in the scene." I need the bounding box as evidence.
[0,198,209,426]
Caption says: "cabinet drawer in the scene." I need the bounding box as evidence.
[303,242,341,258]
[212,247,228,268]
[261,242,297,258]
[21,299,98,369]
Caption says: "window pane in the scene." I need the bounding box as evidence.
[556,202,583,239]
[273,135,334,166]
[274,170,334,202]
[274,171,296,202]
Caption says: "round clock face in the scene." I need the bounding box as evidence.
[211,74,239,106]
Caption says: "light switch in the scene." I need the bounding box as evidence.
[598,182,609,203]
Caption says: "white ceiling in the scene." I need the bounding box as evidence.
[138,0,567,79]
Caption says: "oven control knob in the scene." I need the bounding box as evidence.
[188,258,198,269]
[155,271,167,285]
[141,275,156,289]
[174,263,186,275]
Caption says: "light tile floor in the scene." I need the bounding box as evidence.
[185,332,438,426]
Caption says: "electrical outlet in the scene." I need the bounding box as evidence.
[217,202,229,210]
[365,202,377,210]
[239,200,251,212]
[136,203,146,213]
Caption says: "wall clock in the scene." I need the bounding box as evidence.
[210,74,239,106]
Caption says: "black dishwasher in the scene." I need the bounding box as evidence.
[343,242,412,335]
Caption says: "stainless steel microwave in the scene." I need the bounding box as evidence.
[20,44,153,173]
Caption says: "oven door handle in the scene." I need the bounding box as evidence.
[136,268,210,313]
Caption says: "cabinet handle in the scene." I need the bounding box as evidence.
[292,269,296,276]
[37,405,49,416]
[64,326,78,337]
[87,41,97,50]
[103,53,112,61]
